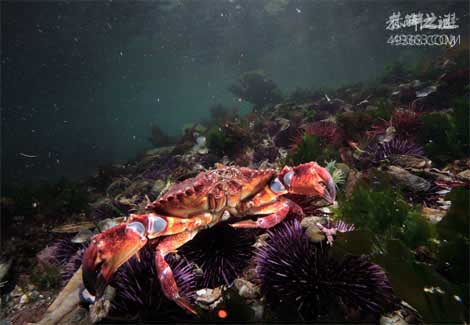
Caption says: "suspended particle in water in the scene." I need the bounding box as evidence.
[453,295,462,303]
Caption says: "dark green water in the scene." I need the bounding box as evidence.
[2,0,467,183]
[1,1,469,324]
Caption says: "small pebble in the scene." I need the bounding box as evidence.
[19,294,29,305]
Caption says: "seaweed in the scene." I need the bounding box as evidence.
[228,70,283,109]
[435,188,469,287]
[208,103,239,125]
[288,133,338,165]
[420,96,468,165]
[401,210,435,249]
[419,97,468,165]
[367,98,393,121]
[206,128,238,157]
[333,233,467,323]
[336,111,374,141]
[335,182,410,239]
[287,87,316,103]
[30,264,62,290]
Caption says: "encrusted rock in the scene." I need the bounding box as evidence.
[97,217,127,232]
[71,229,94,244]
[456,169,470,182]
[386,166,431,192]
[89,286,115,323]
[195,287,223,311]
[421,207,446,224]
[51,221,95,234]
[335,163,350,182]
[233,278,259,299]
[388,154,432,170]
[344,169,362,198]
[301,216,327,243]
[106,177,132,197]
[152,179,166,194]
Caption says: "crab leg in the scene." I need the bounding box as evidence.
[231,198,301,229]
[155,231,198,315]
[82,223,148,297]
[82,212,215,303]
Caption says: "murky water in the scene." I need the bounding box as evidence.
[1,1,468,324]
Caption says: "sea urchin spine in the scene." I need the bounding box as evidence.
[256,220,393,321]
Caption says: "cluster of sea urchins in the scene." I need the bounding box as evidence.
[255,220,394,321]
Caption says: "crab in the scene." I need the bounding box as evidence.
[82,162,336,315]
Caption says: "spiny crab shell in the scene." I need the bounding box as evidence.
[147,166,276,216]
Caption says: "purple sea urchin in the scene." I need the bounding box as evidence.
[365,139,424,162]
[61,247,85,284]
[256,220,393,321]
[178,224,257,288]
[37,237,81,269]
[109,246,199,321]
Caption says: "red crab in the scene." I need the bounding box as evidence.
[82,162,336,314]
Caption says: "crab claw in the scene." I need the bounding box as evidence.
[279,162,336,204]
[83,222,148,297]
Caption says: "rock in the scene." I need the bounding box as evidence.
[37,268,84,324]
[233,278,259,299]
[144,146,174,157]
[457,170,470,182]
[19,294,29,305]
[89,286,115,323]
[388,154,432,170]
[71,229,94,244]
[344,169,362,198]
[386,166,431,192]
[89,299,111,323]
[251,303,264,321]
[97,217,127,232]
[365,105,378,112]
[415,245,436,264]
[380,311,409,325]
[152,179,166,194]
[301,216,327,243]
[195,287,223,311]
[253,233,268,249]
[416,85,437,98]
[300,216,324,229]
[421,207,446,224]
[106,178,132,197]
[335,163,351,180]
[0,256,16,295]
[11,285,23,297]
[51,221,95,234]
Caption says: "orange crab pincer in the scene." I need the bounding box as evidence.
[82,162,336,314]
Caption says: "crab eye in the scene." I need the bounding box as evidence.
[148,214,167,234]
[270,177,286,193]
[283,171,294,187]
[126,221,146,239]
